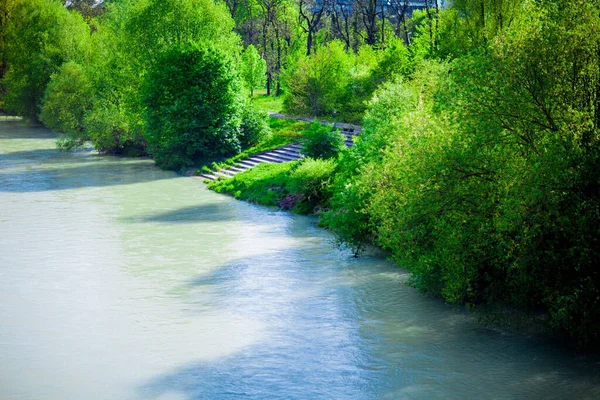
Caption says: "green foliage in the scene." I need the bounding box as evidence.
[288,157,337,203]
[320,173,373,258]
[208,162,297,206]
[282,39,415,123]
[301,121,346,160]
[124,0,238,64]
[40,61,93,149]
[241,45,267,97]
[321,74,420,257]
[282,41,352,117]
[370,38,413,84]
[2,0,90,118]
[0,0,18,110]
[143,43,244,169]
[252,89,283,113]
[239,102,272,149]
[457,0,600,344]
[324,0,600,346]
[83,100,144,154]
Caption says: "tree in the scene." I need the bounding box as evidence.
[387,0,411,44]
[241,44,267,97]
[0,0,18,110]
[355,0,380,46]
[76,0,240,154]
[329,0,353,50]
[2,0,90,118]
[282,40,351,117]
[298,0,328,55]
[256,0,296,95]
[40,61,93,149]
[143,43,244,169]
[124,0,239,65]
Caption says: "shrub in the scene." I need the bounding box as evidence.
[282,41,351,117]
[320,174,374,257]
[301,121,346,160]
[143,42,244,169]
[370,38,413,85]
[288,157,337,202]
[40,61,93,149]
[84,100,144,155]
[239,102,272,149]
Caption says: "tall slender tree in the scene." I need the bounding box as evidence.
[297,0,329,55]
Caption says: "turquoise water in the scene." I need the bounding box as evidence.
[1,119,599,399]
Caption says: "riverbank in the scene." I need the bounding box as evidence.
[205,165,573,345]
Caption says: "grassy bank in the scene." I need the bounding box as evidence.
[208,157,337,215]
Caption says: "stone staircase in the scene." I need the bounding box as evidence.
[199,125,359,181]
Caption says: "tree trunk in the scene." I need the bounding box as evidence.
[307,29,313,56]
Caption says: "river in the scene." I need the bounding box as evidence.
[0,119,599,399]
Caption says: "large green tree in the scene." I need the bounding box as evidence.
[143,43,244,169]
[2,0,90,118]
[0,0,18,110]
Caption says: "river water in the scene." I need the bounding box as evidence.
[0,119,599,400]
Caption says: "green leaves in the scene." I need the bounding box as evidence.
[282,41,352,118]
[241,45,266,97]
[40,61,93,148]
[2,0,90,118]
[323,0,600,346]
[143,43,244,169]
[300,121,346,160]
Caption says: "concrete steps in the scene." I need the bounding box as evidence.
[200,124,360,182]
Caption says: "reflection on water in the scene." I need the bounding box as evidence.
[1,119,599,400]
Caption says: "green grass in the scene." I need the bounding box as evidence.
[208,162,298,207]
[207,156,339,216]
[251,88,283,113]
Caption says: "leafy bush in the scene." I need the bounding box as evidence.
[301,121,346,160]
[143,42,244,169]
[370,38,413,84]
[239,102,272,149]
[282,41,352,117]
[40,61,93,149]
[2,0,90,119]
[320,174,374,258]
[83,100,145,155]
[288,157,337,201]
[325,1,600,346]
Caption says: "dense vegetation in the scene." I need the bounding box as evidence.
[2,0,599,346]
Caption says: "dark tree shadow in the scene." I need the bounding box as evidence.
[0,119,54,140]
[129,203,239,224]
[0,148,101,167]
[0,159,175,192]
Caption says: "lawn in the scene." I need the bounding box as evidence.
[251,88,283,114]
